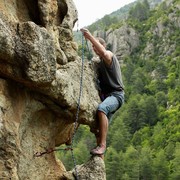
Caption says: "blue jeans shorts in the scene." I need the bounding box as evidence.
[97,91,124,122]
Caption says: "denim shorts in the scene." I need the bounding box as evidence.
[97,91,124,122]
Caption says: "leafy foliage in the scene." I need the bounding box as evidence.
[128,0,150,21]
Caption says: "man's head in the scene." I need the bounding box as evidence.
[97,37,106,47]
[92,37,106,56]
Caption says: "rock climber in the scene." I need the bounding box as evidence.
[80,28,125,157]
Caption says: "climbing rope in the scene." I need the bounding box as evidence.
[68,32,85,180]
[34,32,86,180]
[85,39,92,62]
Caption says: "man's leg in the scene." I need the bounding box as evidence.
[91,111,108,155]
[91,95,120,155]
[98,110,108,148]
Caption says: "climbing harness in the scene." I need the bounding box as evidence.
[34,32,86,180]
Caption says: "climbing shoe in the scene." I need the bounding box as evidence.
[90,144,106,155]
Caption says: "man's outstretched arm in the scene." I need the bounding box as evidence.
[80,28,113,66]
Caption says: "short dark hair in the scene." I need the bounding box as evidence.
[97,37,106,47]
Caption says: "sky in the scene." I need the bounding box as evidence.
[73,0,136,29]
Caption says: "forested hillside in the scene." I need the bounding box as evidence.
[58,0,180,179]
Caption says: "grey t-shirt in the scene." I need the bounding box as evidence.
[97,55,124,94]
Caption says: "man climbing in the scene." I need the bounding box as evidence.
[80,28,124,156]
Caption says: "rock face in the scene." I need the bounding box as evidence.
[106,25,139,61]
[75,156,106,180]
[93,24,139,64]
[63,156,106,180]
[0,0,105,179]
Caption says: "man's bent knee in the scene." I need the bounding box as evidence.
[97,104,109,116]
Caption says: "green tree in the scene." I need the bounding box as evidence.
[123,57,135,84]
[73,140,89,165]
[152,149,169,180]
[139,147,153,180]
[143,0,150,10]
[156,61,168,80]
[105,147,124,180]
[102,15,112,27]
[132,126,151,147]
[144,59,155,72]
[169,142,180,179]
[109,118,131,152]
[128,1,150,21]
[122,173,130,180]
[56,149,74,170]
[123,146,140,179]
[155,91,167,107]
[165,72,176,88]
[144,96,158,125]
[122,95,158,133]
[131,67,148,94]
[151,122,166,149]
[165,141,176,161]
[132,77,145,94]
[122,95,145,133]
